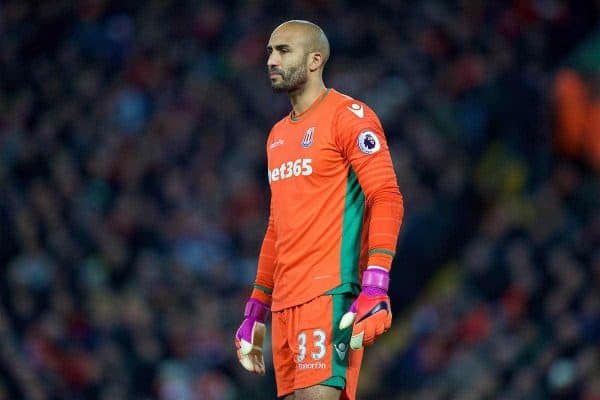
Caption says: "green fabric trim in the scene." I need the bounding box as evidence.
[326,293,354,387]
[339,168,365,286]
[253,284,273,294]
[320,376,346,390]
[368,248,396,257]
[325,283,360,296]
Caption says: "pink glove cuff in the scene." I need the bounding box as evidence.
[244,298,270,322]
[362,268,390,292]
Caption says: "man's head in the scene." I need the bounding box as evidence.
[267,20,330,93]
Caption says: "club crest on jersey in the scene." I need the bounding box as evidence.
[301,127,315,148]
[358,130,381,154]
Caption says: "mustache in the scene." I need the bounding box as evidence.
[268,67,284,76]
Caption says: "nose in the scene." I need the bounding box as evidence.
[267,52,280,70]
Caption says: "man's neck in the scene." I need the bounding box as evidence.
[289,81,327,116]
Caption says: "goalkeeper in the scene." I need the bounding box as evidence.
[235,20,404,400]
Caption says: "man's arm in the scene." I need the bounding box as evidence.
[335,101,403,348]
[334,101,404,268]
[235,212,276,374]
[252,213,276,304]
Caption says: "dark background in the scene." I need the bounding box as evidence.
[0,1,599,399]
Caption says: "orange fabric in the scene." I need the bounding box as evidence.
[256,88,403,311]
[254,213,276,297]
[250,288,272,306]
[553,69,588,157]
[334,97,404,270]
[271,295,363,399]
[341,349,363,400]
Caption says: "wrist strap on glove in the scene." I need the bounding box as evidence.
[362,267,389,295]
[244,298,270,322]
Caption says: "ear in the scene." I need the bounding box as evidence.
[308,52,324,72]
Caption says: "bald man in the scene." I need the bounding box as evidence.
[235,20,404,400]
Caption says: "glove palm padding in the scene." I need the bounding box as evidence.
[236,319,266,375]
[339,291,392,349]
[235,299,269,375]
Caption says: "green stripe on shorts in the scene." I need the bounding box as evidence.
[320,293,354,389]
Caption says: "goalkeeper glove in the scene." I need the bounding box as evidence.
[339,266,392,349]
[235,298,270,375]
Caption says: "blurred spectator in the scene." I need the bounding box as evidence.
[553,68,600,169]
[553,28,600,170]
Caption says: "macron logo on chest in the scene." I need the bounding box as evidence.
[347,103,364,118]
[270,138,284,149]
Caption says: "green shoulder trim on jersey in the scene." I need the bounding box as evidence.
[368,248,396,257]
[290,88,331,121]
[339,168,365,285]
[253,284,273,294]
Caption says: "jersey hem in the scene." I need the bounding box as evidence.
[271,282,360,312]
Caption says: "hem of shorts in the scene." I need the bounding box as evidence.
[292,377,345,392]
[320,375,346,389]
[277,390,294,399]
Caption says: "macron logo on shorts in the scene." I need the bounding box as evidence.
[335,343,347,360]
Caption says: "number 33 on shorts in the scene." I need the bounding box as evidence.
[271,294,360,397]
[296,329,327,362]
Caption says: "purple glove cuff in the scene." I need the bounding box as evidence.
[244,298,270,322]
[362,268,390,292]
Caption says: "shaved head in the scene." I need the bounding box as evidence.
[267,20,330,94]
[271,20,330,66]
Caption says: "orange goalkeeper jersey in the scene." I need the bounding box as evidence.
[254,88,403,312]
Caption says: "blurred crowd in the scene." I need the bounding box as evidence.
[0,1,598,399]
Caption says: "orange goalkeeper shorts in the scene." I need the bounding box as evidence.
[271,293,364,399]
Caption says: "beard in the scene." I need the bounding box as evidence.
[269,56,309,93]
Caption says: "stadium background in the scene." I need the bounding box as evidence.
[0,1,599,399]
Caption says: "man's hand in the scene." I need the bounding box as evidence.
[339,267,392,349]
[235,298,270,375]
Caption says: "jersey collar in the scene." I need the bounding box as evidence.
[290,88,331,122]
